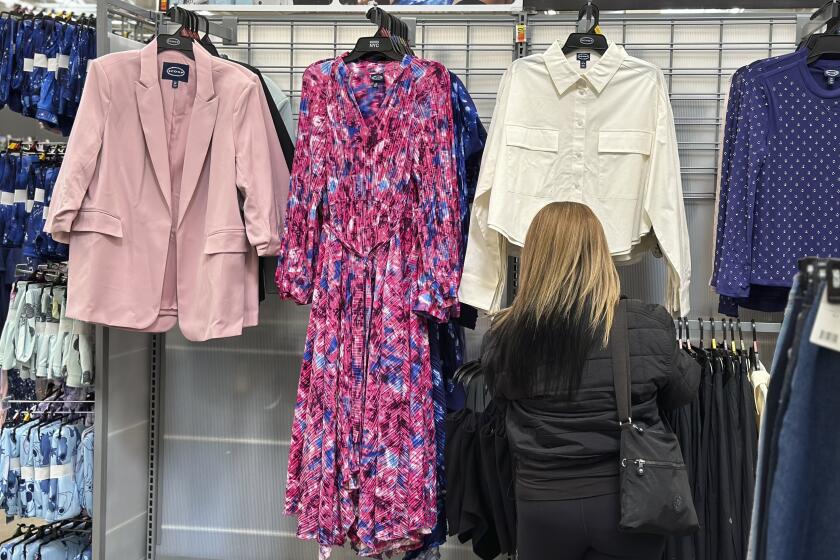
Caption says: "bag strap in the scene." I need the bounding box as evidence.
[610,299,632,425]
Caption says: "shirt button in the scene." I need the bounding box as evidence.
[574,152,581,159]
[576,120,584,127]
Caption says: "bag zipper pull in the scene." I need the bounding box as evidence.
[635,459,646,475]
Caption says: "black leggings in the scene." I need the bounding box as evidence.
[517,494,666,560]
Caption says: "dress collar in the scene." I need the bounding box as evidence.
[543,40,626,95]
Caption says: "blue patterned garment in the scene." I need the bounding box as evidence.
[713,50,803,315]
[16,422,36,518]
[0,535,24,560]
[713,50,840,310]
[77,427,93,517]
[49,423,82,521]
[0,425,20,517]
[405,73,486,559]
[31,420,60,520]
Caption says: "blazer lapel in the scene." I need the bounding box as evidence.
[178,44,218,227]
[135,40,172,214]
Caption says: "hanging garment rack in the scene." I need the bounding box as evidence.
[102,0,238,46]
[3,400,95,405]
[674,319,781,334]
[159,5,238,45]
[367,6,416,47]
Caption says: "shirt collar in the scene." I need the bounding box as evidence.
[543,40,627,95]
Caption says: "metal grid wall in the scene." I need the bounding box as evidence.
[216,14,519,126]
[212,11,797,319]
[525,12,796,319]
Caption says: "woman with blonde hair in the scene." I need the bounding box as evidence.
[483,202,700,560]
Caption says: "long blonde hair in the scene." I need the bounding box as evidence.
[487,202,621,397]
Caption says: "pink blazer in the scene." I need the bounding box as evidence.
[45,40,289,341]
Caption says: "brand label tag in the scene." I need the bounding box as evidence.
[825,69,839,87]
[577,52,591,68]
[810,287,840,353]
[161,62,190,89]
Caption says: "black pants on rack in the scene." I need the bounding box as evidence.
[517,494,665,560]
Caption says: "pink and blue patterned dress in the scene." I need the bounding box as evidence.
[276,54,461,557]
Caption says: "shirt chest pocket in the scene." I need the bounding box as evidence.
[504,125,568,198]
[597,130,653,200]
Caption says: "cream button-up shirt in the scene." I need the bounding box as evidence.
[460,41,691,314]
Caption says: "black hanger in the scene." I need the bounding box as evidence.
[697,317,705,351]
[807,33,840,64]
[198,14,220,57]
[721,318,729,352]
[345,7,405,63]
[563,1,609,55]
[684,318,693,351]
[157,6,194,60]
[371,7,413,56]
[677,316,684,346]
[800,0,840,49]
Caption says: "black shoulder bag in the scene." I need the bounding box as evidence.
[611,300,699,536]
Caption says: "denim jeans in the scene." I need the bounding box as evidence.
[765,281,840,560]
[747,275,805,560]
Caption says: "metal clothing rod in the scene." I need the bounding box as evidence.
[674,319,782,334]
[106,0,154,21]
[159,9,238,45]
[4,400,95,404]
[19,410,96,415]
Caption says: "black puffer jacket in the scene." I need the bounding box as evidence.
[485,299,701,501]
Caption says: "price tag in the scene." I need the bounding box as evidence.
[810,289,840,353]
[516,24,526,44]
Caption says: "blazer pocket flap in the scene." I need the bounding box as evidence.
[204,230,251,254]
[506,125,559,152]
[72,210,123,238]
[599,130,653,155]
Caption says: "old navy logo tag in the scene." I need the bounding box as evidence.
[577,52,591,68]
[161,62,189,89]
[825,69,839,87]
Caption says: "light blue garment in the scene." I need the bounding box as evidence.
[0,426,9,511]
[62,536,86,560]
[77,428,93,516]
[262,75,295,143]
[23,539,41,560]
[72,544,91,560]
[50,423,81,520]
[32,420,60,520]
[0,425,21,516]
[16,422,37,518]
[0,535,25,560]
[14,283,43,375]
[9,539,26,560]
[36,540,64,560]
[0,282,27,370]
